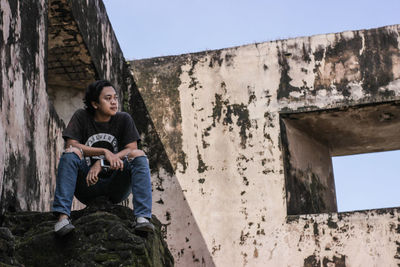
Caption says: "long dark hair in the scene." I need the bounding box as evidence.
[83,80,114,114]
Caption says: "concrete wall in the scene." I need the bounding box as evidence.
[0,0,65,214]
[281,118,336,215]
[48,0,97,124]
[69,0,129,96]
[131,25,400,266]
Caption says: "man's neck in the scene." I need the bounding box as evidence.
[94,112,111,122]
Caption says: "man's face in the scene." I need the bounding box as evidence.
[92,86,118,117]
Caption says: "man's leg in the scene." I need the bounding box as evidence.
[105,149,153,232]
[128,155,152,217]
[99,149,153,232]
[128,152,153,232]
[53,151,86,216]
[52,148,86,235]
[106,155,152,216]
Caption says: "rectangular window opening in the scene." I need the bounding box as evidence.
[280,101,400,215]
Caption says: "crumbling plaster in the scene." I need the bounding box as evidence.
[131,25,400,266]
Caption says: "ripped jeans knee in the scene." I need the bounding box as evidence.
[64,146,83,159]
[126,149,146,161]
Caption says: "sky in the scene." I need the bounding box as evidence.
[102,0,400,212]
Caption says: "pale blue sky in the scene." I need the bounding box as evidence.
[103,0,400,212]
[333,151,400,212]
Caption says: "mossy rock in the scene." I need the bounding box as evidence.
[0,204,173,267]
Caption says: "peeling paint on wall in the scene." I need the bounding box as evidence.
[131,25,400,266]
[131,56,188,173]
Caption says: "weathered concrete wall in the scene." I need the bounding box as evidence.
[124,80,215,265]
[283,102,400,156]
[69,0,129,100]
[48,0,97,124]
[281,118,336,215]
[131,25,400,266]
[0,0,64,213]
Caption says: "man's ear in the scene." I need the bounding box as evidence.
[91,101,98,109]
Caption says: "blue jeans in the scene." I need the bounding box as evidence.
[52,152,152,218]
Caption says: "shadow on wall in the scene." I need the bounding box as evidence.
[127,80,216,266]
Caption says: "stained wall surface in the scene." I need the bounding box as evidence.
[281,118,336,215]
[131,25,400,266]
[0,0,64,214]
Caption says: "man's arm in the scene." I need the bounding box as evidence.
[66,139,108,157]
[66,139,123,170]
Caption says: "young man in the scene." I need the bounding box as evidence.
[52,80,154,236]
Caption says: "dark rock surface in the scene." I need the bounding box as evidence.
[0,203,173,266]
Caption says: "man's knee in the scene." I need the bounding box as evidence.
[127,149,146,160]
[64,146,83,159]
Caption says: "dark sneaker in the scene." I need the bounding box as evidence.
[54,218,75,236]
[134,217,155,233]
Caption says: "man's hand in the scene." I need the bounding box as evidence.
[104,149,124,170]
[86,160,102,186]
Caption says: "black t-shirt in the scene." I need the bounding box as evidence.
[63,109,140,167]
